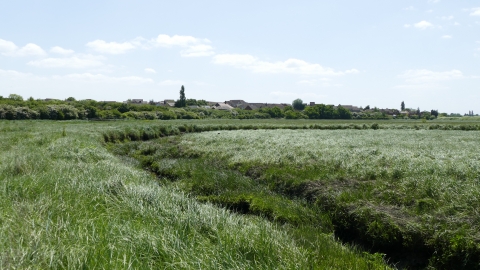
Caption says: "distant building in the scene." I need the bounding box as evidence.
[226,100,248,108]
[131,99,143,104]
[162,99,175,107]
[335,105,361,112]
[213,102,233,110]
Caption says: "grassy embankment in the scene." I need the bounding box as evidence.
[0,120,390,269]
[104,119,480,269]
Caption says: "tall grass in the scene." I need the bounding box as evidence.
[0,120,389,269]
[110,125,480,269]
[171,129,480,268]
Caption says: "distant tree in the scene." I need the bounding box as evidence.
[117,103,130,113]
[8,94,23,101]
[283,105,294,112]
[292,98,305,110]
[149,99,156,105]
[285,110,302,119]
[66,97,76,102]
[175,85,187,107]
[303,105,320,119]
[336,106,352,119]
[401,101,405,111]
[417,107,421,115]
[186,99,198,106]
[364,105,370,110]
[430,109,439,118]
[196,99,208,106]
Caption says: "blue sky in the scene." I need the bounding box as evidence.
[0,0,479,113]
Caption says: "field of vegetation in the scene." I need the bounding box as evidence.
[102,119,480,269]
[0,119,393,269]
[2,118,480,269]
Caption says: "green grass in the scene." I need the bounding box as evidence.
[0,120,391,269]
[107,120,480,269]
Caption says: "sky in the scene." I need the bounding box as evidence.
[0,0,479,113]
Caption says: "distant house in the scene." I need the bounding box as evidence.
[265,103,288,109]
[163,99,175,107]
[380,108,400,115]
[243,103,286,110]
[248,103,268,109]
[206,101,219,106]
[131,99,143,104]
[244,105,258,110]
[335,105,361,112]
[310,102,315,106]
[213,102,233,110]
[225,100,248,108]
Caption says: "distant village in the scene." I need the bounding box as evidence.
[122,98,431,118]
[39,96,475,117]
[126,98,363,111]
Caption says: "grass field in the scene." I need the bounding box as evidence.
[104,119,480,269]
[0,120,394,269]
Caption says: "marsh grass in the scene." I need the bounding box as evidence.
[0,120,390,269]
[111,124,480,269]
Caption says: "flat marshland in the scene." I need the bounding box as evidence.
[2,119,480,269]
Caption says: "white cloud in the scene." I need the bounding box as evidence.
[212,54,355,76]
[56,73,153,84]
[152,34,214,57]
[396,69,465,90]
[399,69,464,84]
[50,46,74,55]
[345,69,360,74]
[403,6,415,11]
[0,69,45,80]
[0,69,156,100]
[0,69,152,85]
[86,40,136,54]
[82,34,215,57]
[0,39,46,57]
[153,34,209,47]
[297,80,317,85]
[470,8,480,16]
[180,44,215,57]
[0,39,18,54]
[159,79,185,86]
[414,20,434,29]
[27,54,105,68]
[144,68,156,74]
[15,43,46,57]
